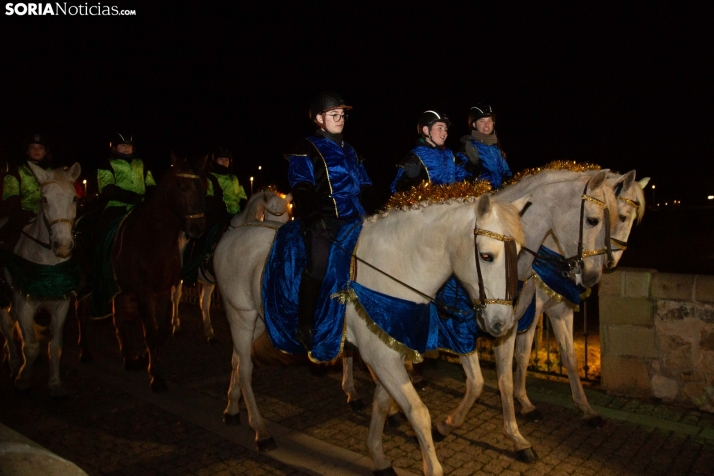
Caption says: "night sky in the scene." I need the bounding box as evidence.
[1,1,712,206]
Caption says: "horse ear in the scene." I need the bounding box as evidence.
[589,169,610,190]
[622,170,636,190]
[27,161,50,184]
[66,162,82,182]
[476,193,492,218]
[510,195,531,216]
[638,177,650,189]
[284,193,293,205]
[254,201,266,221]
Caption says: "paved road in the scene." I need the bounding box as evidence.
[1,303,714,475]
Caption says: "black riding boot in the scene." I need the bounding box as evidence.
[296,272,322,351]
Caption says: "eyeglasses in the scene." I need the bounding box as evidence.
[326,113,348,122]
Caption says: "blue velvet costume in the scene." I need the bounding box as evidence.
[391,140,472,193]
[457,138,512,189]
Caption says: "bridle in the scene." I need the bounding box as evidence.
[22,180,75,251]
[608,183,641,253]
[521,179,614,277]
[176,172,205,220]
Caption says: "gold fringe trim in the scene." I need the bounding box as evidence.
[503,160,602,188]
[531,272,580,311]
[332,287,424,363]
[384,180,493,211]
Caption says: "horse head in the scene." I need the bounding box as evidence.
[456,193,528,337]
[169,152,207,239]
[261,191,292,223]
[606,170,648,268]
[27,162,81,258]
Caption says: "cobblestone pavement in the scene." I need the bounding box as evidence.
[1,302,714,475]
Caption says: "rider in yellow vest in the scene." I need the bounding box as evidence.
[205,148,247,223]
[0,134,53,247]
[95,133,156,235]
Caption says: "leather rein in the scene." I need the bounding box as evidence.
[21,180,75,251]
[176,172,206,220]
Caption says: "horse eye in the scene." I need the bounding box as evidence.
[586,217,599,226]
[619,214,627,223]
[480,253,493,262]
[41,197,48,203]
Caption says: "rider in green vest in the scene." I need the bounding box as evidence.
[0,134,53,247]
[95,133,156,234]
[206,148,247,223]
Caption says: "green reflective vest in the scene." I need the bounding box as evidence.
[97,158,156,210]
[2,162,50,214]
[206,173,247,215]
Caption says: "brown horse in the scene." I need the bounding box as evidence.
[76,153,207,391]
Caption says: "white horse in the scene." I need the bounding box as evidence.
[0,162,81,397]
[513,171,648,425]
[171,190,291,341]
[215,192,528,476]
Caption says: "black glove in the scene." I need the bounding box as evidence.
[360,185,379,215]
[102,184,143,205]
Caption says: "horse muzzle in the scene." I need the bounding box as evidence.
[184,213,206,238]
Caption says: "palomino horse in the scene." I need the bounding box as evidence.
[76,154,207,391]
[171,190,292,342]
[0,162,81,397]
[513,171,648,425]
[215,192,529,476]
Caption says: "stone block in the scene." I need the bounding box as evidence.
[599,270,622,297]
[658,334,693,372]
[698,350,714,378]
[599,297,653,326]
[652,273,695,301]
[601,355,651,397]
[623,270,653,298]
[651,375,679,400]
[607,326,657,358]
[695,275,714,303]
[683,382,714,412]
[701,328,714,352]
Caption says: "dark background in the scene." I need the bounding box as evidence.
[1,1,712,209]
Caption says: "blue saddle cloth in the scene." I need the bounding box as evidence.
[532,245,587,309]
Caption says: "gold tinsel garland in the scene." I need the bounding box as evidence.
[384,180,493,211]
[502,160,602,188]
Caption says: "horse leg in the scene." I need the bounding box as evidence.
[493,328,537,462]
[341,348,364,410]
[113,295,143,371]
[139,291,171,392]
[199,282,217,343]
[74,296,93,363]
[224,306,273,450]
[547,304,601,425]
[47,300,70,398]
[14,300,39,391]
[365,375,395,473]
[0,306,22,378]
[171,282,182,336]
[433,353,485,439]
[514,314,540,419]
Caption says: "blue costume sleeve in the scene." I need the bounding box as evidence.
[287,155,315,188]
[453,153,473,182]
[357,161,372,187]
[390,168,404,194]
[478,145,511,189]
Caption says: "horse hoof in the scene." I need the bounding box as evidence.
[387,413,405,428]
[373,467,398,476]
[515,447,539,463]
[586,416,605,429]
[150,377,168,393]
[207,337,219,345]
[256,437,277,452]
[522,409,543,422]
[223,412,240,426]
[79,352,93,364]
[431,425,447,442]
[348,399,365,412]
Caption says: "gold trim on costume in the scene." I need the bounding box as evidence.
[236,223,281,231]
[412,153,432,183]
[309,141,339,217]
[531,272,580,311]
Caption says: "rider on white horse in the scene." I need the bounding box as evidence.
[390,110,475,193]
[287,91,374,350]
[457,104,512,189]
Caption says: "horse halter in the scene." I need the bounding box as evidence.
[22,180,76,251]
[472,228,519,312]
[176,172,205,220]
[608,184,641,253]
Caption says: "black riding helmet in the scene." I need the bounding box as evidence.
[110,133,135,159]
[213,147,233,162]
[468,104,496,128]
[417,110,451,135]
[309,91,352,120]
[27,133,49,150]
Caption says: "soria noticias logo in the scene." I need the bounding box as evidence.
[5,3,136,15]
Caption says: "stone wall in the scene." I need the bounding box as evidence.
[599,268,714,412]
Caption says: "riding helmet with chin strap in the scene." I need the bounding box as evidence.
[213,147,233,162]
[110,133,135,159]
[309,91,353,120]
[468,104,496,127]
[417,110,451,136]
[27,133,49,151]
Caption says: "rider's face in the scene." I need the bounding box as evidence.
[425,122,448,147]
[317,108,346,134]
[116,144,134,155]
[27,144,47,162]
[216,157,230,168]
[474,117,495,135]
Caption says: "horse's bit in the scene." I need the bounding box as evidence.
[176,173,205,220]
[22,180,76,251]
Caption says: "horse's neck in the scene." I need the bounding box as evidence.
[15,212,62,265]
[356,203,472,302]
[135,187,183,244]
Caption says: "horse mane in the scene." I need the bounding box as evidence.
[493,201,526,246]
[502,160,602,188]
[631,181,646,223]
